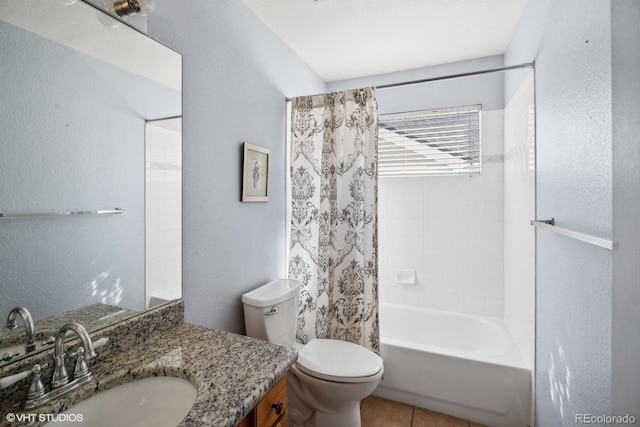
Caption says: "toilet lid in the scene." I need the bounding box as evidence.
[296,339,383,383]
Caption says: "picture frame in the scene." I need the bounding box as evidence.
[242,143,271,202]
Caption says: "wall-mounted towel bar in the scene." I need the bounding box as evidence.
[531,218,617,250]
[0,208,124,219]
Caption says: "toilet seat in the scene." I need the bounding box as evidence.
[296,338,383,384]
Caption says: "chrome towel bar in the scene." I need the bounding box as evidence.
[0,208,124,219]
[531,218,617,250]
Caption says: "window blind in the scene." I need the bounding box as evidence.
[378,105,481,176]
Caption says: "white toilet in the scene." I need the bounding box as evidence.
[242,279,383,427]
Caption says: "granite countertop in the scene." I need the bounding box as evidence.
[0,303,137,349]
[2,323,296,427]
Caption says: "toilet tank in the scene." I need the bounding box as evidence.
[242,279,300,347]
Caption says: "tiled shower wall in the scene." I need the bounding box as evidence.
[379,110,505,317]
[503,72,535,368]
[145,122,182,307]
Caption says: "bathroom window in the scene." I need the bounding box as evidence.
[378,104,481,176]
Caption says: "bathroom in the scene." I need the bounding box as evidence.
[1,0,639,426]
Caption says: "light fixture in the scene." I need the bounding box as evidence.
[97,1,120,28]
[97,0,155,28]
[112,0,155,17]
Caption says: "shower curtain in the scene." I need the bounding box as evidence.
[288,87,379,353]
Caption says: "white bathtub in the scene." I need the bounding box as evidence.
[374,303,531,427]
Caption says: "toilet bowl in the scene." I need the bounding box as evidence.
[242,280,384,427]
[289,338,383,427]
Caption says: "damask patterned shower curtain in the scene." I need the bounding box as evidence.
[288,87,379,353]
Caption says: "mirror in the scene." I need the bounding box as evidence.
[0,0,182,366]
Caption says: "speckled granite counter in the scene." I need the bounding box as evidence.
[0,303,138,349]
[0,309,296,427]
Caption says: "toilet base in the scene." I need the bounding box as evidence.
[287,407,307,427]
[288,364,381,427]
[314,402,361,427]
[288,405,361,427]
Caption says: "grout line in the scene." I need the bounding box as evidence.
[410,406,415,427]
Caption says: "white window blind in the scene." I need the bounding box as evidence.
[378,105,481,176]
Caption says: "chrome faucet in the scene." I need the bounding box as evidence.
[52,322,96,388]
[18,322,98,409]
[0,330,108,410]
[5,306,36,353]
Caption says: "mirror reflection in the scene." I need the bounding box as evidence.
[0,0,182,366]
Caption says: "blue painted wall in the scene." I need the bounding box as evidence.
[506,1,614,424]
[148,0,326,333]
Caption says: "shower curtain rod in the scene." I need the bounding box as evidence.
[285,61,534,101]
[375,61,535,90]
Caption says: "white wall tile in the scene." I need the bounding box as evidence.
[379,110,505,317]
[463,294,485,315]
[403,284,425,307]
[441,291,464,312]
[485,279,504,299]
[443,270,465,293]
[403,218,424,239]
[387,219,405,239]
[483,163,505,183]
[146,125,182,307]
[483,136,504,155]
[386,252,406,271]
[403,252,424,272]
[503,73,535,369]
[463,274,487,297]
[482,110,504,137]
[388,234,406,254]
[485,201,505,222]
[485,297,504,318]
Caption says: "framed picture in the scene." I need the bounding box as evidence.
[242,143,271,202]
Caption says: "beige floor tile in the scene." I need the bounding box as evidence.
[469,423,488,427]
[361,396,414,427]
[411,407,468,427]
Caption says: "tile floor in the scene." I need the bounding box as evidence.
[361,396,487,427]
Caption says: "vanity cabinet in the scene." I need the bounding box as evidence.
[238,375,287,427]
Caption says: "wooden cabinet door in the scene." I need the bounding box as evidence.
[237,375,287,427]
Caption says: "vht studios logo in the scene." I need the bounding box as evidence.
[5,413,84,423]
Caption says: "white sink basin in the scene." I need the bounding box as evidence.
[45,377,197,427]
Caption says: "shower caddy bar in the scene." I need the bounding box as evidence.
[530,218,618,250]
[0,208,124,218]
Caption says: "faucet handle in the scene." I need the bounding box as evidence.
[69,337,108,362]
[26,363,49,400]
[93,337,109,351]
[0,363,48,398]
[0,369,30,389]
[0,350,22,362]
[70,348,90,380]
[40,336,55,346]
[69,337,109,381]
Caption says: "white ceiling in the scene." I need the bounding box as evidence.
[242,0,529,82]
